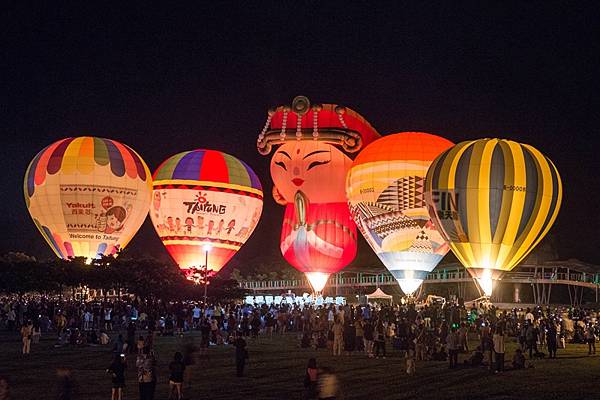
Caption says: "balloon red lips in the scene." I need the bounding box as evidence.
[292,178,304,186]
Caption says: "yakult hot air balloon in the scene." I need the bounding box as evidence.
[425,138,562,296]
[150,150,263,276]
[24,137,152,260]
[346,132,454,296]
[258,96,379,293]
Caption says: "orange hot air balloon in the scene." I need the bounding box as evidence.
[24,137,152,260]
[346,132,454,296]
[258,96,380,293]
[150,149,263,277]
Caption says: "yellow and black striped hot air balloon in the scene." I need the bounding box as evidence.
[424,138,562,296]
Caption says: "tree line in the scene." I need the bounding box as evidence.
[0,252,244,301]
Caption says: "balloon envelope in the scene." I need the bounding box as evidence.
[150,149,263,275]
[24,137,152,260]
[346,132,454,295]
[425,138,562,296]
[272,141,357,292]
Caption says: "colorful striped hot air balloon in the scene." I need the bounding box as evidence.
[425,138,562,296]
[346,132,454,296]
[150,150,263,276]
[24,137,152,260]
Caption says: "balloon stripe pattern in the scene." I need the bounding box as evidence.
[24,137,152,260]
[153,150,262,191]
[425,138,562,279]
[151,150,263,275]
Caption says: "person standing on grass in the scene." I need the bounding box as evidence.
[458,322,469,352]
[137,347,157,400]
[446,327,459,369]
[303,358,318,400]
[56,368,75,400]
[31,320,42,344]
[493,326,505,372]
[343,320,356,356]
[585,324,596,355]
[233,331,248,377]
[20,320,32,355]
[106,353,126,400]
[332,318,344,356]
[374,321,386,359]
[354,317,364,352]
[168,352,185,400]
[363,319,374,358]
[547,321,558,359]
[525,322,538,358]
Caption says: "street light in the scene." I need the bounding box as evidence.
[203,244,212,305]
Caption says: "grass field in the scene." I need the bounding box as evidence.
[0,330,598,400]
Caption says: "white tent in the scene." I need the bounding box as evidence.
[366,287,393,304]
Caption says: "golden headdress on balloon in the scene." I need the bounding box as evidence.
[257,96,380,156]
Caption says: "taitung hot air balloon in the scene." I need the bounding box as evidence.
[346,132,454,296]
[257,96,380,293]
[425,138,562,296]
[150,150,263,276]
[24,137,152,260]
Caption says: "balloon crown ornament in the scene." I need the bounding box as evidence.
[257,96,380,156]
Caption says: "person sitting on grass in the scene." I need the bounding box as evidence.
[301,331,311,348]
[512,348,526,369]
[100,330,110,345]
[465,346,484,367]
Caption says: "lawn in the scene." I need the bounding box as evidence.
[0,330,597,400]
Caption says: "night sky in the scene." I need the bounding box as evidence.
[3,3,599,268]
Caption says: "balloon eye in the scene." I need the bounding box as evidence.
[275,161,287,171]
[307,160,330,171]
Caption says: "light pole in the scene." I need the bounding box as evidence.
[203,244,212,305]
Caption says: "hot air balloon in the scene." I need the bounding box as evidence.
[150,150,263,276]
[425,138,562,297]
[24,137,152,260]
[346,132,454,296]
[258,96,379,293]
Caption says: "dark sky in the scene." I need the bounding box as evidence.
[3,3,599,267]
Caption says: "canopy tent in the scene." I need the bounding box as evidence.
[366,287,393,304]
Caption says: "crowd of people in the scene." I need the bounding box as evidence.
[2,295,600,399]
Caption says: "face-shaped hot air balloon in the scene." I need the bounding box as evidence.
[346,132,454,295]
[258,96,380,293]
[425,138,562,296]
[150,150,263,276]
[24,137,152,260]
[274,141,357,292]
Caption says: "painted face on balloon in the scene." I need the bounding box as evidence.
[270,141,352,204]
